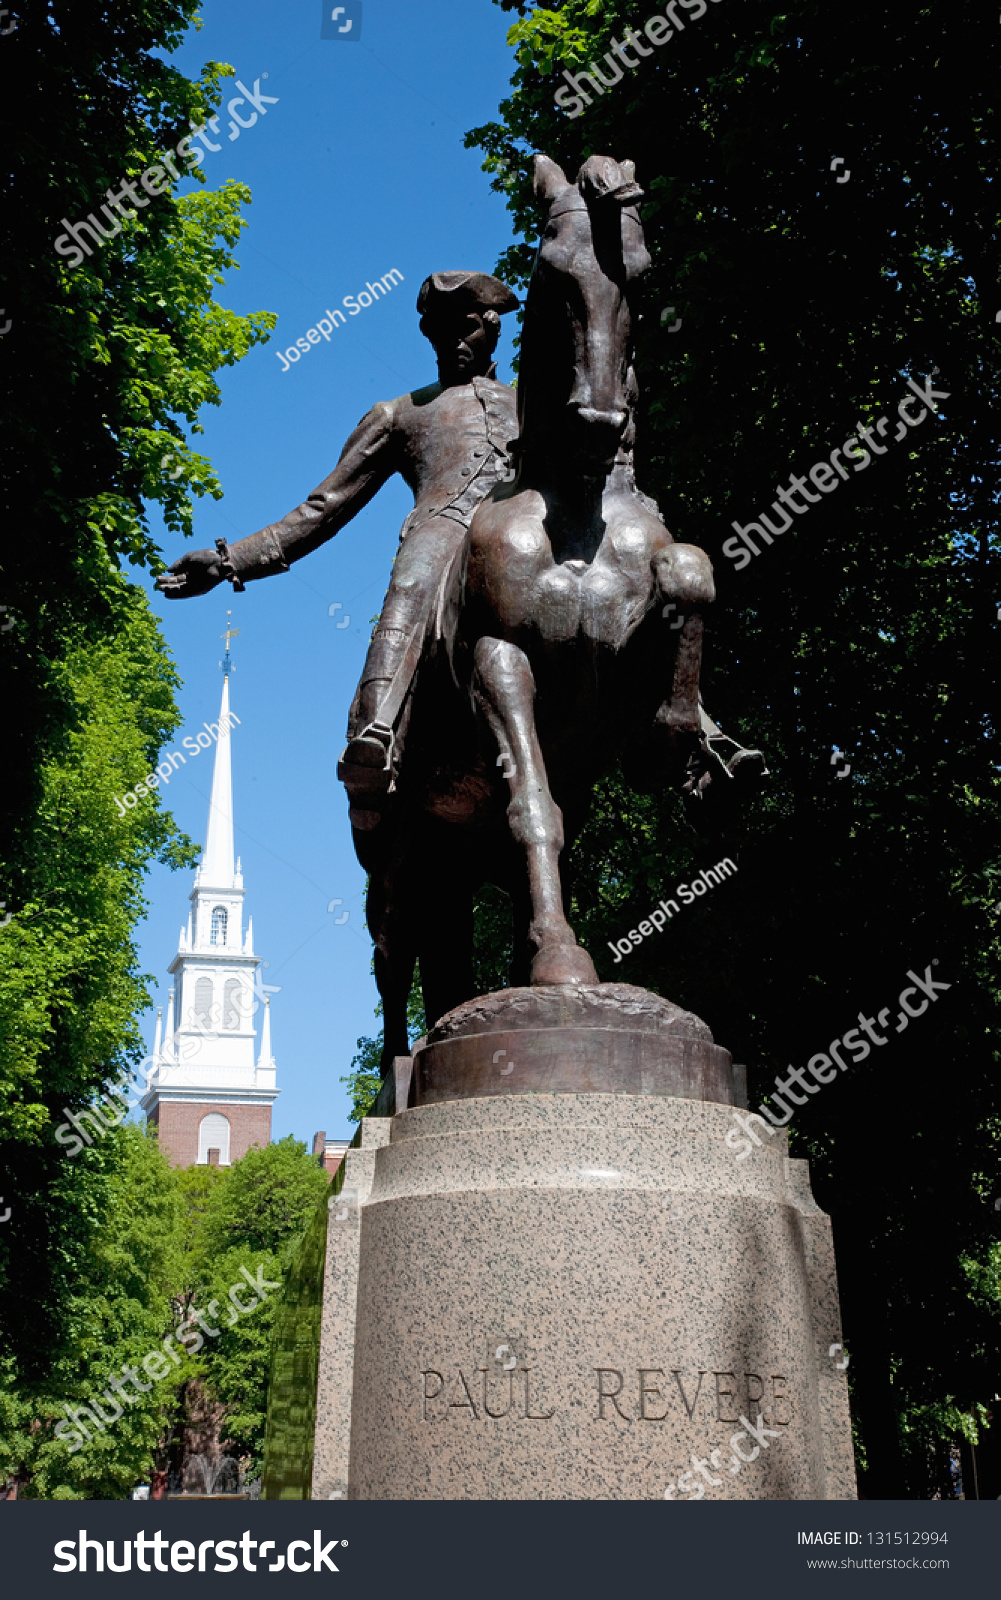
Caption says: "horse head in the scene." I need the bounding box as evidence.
[518,153,652,477]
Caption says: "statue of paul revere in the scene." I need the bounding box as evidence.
[158,270,758,834]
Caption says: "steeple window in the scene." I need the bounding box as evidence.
[210,906,228,947]
[198,1112,231,1165]
[194,976,214,1028]
[223,978,245,1030]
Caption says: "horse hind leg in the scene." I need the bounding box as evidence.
[367,866,417,1073]
[472,636,597,988]
[417,867,474,1030]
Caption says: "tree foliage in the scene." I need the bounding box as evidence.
[189,1137,331,1266]
[0,1132,328,1498]
[185,1140,329,1477]
[0,1125,189,1500]
[0,0,276,1468]
[466,0,1001,1496]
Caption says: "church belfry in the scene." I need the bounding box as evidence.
[141,621,278,1166]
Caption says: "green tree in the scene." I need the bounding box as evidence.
[0,1124,189,1500]
[341,1032,383,1125]
[191,1138,331,1265]
[0,0,275,1483]
[467,0,1001,1496]
[184,1139,331,1478]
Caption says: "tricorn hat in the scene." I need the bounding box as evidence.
[416,271,519,321]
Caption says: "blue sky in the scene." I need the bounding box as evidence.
[141,0,525,1143]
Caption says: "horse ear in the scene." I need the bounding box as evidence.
[620,160,636,183]
[533,153,570,206]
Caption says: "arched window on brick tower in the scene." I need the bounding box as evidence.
[223,978,243,1030]
[198,1112,231,1166]
[194,975,214,1028]
[210,906,228,946]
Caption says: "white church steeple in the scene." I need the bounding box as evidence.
[200,668,235,888]
[141,620,279,1166]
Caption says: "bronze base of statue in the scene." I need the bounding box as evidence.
[404,982,734,1108]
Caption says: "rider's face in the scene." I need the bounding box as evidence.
[428,309,498,383]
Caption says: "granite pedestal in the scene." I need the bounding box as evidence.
[303,986,855,1500]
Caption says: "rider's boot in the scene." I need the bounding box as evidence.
[339,721,395,830]
[339,618,418,828]
[338,664,397,830]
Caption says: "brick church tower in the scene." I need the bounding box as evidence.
[141,625,279,1166]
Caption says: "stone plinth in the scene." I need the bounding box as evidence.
[309,1091,854,1500]
[311,1116,391,1502]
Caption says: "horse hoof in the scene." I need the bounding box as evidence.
[530,944,598,987]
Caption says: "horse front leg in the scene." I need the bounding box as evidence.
[473,636,597,988]
[653,542,715,774]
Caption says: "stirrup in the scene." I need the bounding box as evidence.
[704,730,769,782]
[698,703,769,783]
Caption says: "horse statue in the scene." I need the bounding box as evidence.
[363,153,716,1068]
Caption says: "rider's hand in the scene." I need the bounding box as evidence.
[155,548,225,599]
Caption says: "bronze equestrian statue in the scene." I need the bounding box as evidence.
[347,153,723,1059]
[159,155,761,1067]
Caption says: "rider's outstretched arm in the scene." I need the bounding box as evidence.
[228,400,401,582]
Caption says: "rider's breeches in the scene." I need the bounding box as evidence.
[348,516,467,737]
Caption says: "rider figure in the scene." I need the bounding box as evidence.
[157,270,520,827]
